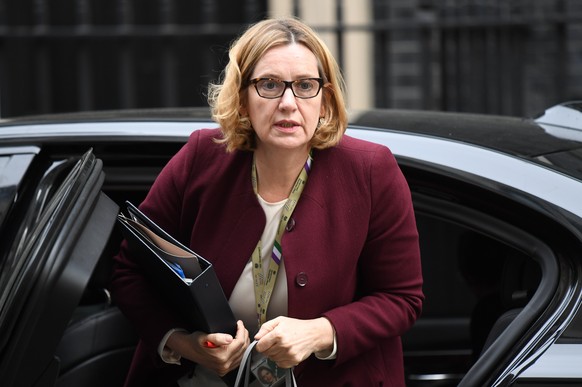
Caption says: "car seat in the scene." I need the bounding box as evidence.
[478,252,541,355]
[54,227,138,387]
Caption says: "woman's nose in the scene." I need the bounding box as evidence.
[278,87,298,109]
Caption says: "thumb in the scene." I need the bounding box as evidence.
[204,333,233,347]
[254,317,281,340]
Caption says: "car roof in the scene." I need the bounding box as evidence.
[350,102,582,181]
[1,103,582,180]
[350,104,582,159]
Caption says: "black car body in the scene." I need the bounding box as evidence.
[1,102,582,386]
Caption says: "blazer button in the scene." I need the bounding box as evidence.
[296,272,308,287]
[285,217,296,231]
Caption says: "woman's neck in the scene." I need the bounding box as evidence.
[254,147,310,202]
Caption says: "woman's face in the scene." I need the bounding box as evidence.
[259,368,275,383]
[244,43,324,154]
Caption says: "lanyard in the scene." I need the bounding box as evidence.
[251,151,313,327]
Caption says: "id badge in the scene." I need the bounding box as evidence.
[250,352,288,386]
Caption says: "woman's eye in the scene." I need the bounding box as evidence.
[297,81,313,90]
[262,81,278,90]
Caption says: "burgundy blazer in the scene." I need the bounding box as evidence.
[111,128,424,387]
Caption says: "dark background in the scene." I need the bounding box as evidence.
[1,0,581,118]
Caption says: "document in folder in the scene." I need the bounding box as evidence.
[117,201,237,336]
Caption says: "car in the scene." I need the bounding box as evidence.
[1,102,582,387]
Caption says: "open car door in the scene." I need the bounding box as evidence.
[0,148,119,387]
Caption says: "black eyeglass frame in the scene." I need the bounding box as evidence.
[249,77,324,99]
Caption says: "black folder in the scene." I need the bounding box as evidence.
[117,201,237,336]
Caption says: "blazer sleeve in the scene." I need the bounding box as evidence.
[110,131,203,353]
[322,145,424,365]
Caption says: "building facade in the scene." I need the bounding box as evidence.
[0,0,580,117]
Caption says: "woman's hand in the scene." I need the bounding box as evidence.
[166,320,250,376]
[254,317,335,368]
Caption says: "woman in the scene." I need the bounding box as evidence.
[111,17,423,387]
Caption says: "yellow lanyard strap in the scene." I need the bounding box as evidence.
[250,152,312,327]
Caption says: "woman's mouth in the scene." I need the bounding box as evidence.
[276,120,300,130]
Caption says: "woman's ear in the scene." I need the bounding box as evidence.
[239,104,247,117]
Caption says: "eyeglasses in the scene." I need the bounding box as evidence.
[249,77,323,99]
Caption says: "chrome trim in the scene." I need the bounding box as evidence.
[408,373,465,381]
[0,121,213,140]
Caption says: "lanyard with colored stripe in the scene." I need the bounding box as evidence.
[251,151,313,327]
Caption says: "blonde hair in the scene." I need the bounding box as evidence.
[208,17,348,152]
